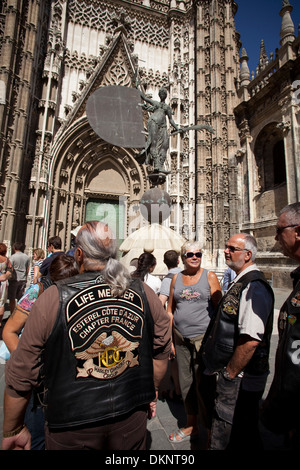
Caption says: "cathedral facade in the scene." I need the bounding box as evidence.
[0,0,299,286]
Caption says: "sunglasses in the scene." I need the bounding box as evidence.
[225,245,248,253]
[275,224,298,235]
[184,252,202,258]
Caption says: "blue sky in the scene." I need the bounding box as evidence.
[234,0,300,74]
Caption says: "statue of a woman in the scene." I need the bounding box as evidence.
[138,87,181,172]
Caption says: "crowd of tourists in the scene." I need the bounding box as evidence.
[0,202,299,451]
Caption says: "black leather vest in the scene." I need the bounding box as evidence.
[201,270,274,374]
[42,272,155,429]
[38,276,53,293]
[275,268,300,396]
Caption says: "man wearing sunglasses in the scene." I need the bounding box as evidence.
[201,232,274,450]
[261,202,300,448]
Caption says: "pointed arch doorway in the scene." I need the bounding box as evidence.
[35,117,148,254]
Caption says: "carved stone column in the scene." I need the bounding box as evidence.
[278,91,299,202]
[195,0,240,263]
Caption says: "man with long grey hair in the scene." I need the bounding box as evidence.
[2,221,171,450]
[75,221,131,296]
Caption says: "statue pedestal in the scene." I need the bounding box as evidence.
[148,171,170,186]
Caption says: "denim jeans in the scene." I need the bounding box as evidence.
[209,371,242,450]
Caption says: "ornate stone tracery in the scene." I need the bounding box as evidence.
[0,0,299,285]
[68,0,170,48]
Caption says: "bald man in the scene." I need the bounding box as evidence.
[2,222,171,450]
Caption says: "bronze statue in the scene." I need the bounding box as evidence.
[137,87,180,172]
[137,86,214,175]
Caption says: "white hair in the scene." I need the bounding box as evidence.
[180,241,202,260]
[241,233,257,261]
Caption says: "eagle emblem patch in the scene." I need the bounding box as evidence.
[75,331,139,379]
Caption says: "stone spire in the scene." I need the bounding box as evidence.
[280,0,295,46]
[239,48,250,86]
[256,40,269,74]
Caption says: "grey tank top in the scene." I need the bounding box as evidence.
[173,270,213,339]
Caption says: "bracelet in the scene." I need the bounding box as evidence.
[222,367,232,380]
[3,424,25,438]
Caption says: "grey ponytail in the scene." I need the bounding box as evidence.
[76,221,131,296]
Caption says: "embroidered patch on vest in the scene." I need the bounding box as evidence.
[75,330,139,379]
[66,284,144,380]
[222,283,241,316]
[291,291,300,308]
[288,314,297,325]
[279,311,287,331]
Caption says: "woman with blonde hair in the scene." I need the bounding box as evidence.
[167,241,222,444]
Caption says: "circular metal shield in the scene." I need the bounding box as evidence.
[86,86,145,149]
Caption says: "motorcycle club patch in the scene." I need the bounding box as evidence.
[291,291,300,308]
[288,314,297,325]
[66,283,144,380]
[222,283,241,316]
